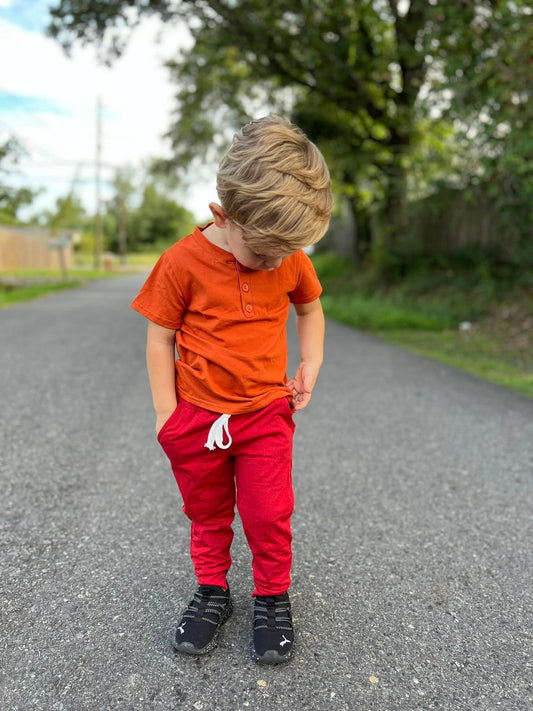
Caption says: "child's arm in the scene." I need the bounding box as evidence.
[146,320,178,434]
[287,298,325,411]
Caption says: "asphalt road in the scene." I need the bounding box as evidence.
[1,274,532,711]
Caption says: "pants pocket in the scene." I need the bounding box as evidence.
[156,403,181,444]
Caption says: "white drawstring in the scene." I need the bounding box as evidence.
[204,413,232,451]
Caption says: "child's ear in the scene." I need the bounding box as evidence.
[209,202,230,229]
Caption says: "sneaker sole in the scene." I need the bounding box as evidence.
[251,644,293,665]
[172,598,233,656]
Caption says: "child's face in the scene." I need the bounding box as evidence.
[226,224,289,271]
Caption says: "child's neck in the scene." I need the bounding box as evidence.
[203,223,231,252]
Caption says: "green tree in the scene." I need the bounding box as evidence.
[127,182,195,252]
[431,2,533,247]
[48,0,532,255]
[0,138,40,224]
[105,167,136,263]
[44,193,86,232]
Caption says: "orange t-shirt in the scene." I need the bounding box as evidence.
[131,225,322,414]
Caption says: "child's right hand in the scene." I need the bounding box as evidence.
[286,360,320,411]
[156,409,176,435]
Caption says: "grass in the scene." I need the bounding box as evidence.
[0,251,161,309]
[379,330,533,397]
[124,252,161,267]
[320,294,448,330]
[313,252,533,398]
[73,251,161,269]
[0,250,162,308]
[3,251,531,398]
[0,266,121,308]
[1,267,117,280]
[0,280,82,306]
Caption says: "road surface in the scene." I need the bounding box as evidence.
[1,275,531,710]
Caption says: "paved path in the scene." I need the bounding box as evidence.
[1,275,531,711]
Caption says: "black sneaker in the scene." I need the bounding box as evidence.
[172,585,232,655]
[252,592,294,664]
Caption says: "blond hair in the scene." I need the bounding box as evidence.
[216,116,333,254]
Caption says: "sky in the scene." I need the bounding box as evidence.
[0,0,216,223]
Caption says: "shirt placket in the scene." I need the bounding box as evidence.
[234,261,254,318]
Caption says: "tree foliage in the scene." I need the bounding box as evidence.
[48,0,532,255]
[101,171,195,252]
[44,193,86,232]
[431,3,533,240]
[0,137,40,224]
[35,170,194,253]
[126,182,195,251]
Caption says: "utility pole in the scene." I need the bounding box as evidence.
[117,180,127,266]
[94,96,103,270]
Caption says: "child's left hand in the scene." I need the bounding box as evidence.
[287,361,319,411]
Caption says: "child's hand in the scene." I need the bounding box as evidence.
[156,409,176,435]
[287,361,319,411]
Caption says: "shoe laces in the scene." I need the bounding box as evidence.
[254,595,292,631]
[183,586,229,627]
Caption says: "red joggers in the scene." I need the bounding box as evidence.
[157,397,295,596]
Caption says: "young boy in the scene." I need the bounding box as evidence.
[131,115,333,664]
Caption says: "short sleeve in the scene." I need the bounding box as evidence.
[130,251,186,329]
[288,251,323,304]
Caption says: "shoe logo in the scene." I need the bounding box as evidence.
[178,624,186,635]
[280,635,290,647]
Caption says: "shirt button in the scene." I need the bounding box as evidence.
[242,283,249,292]
[245,304,253,313]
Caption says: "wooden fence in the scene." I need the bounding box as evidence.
[408,187,525,256]
[0,226,73,270]
[324,185,528,259]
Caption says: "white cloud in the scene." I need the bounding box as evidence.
[0,14,217,220]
